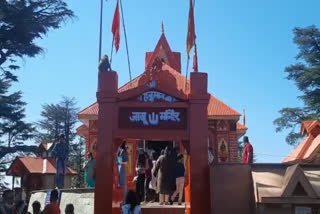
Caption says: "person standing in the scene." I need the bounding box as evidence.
[154,147,173,205]
[135,151,146,203]
[169,147,178,196]
[43,189,60,214]
[117,141,129,202]
[52,134,69,188]
[144,152,153,203]
[149,151,158,202]
[83,153,96,188]
[242,136,253,164]
[170,154,185,205]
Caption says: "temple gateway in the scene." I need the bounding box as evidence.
[77,31,247,214]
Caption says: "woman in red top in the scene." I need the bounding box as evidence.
[242,136,253,164]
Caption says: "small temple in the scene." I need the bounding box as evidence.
[76,31,247,214]
[77,31,247,164]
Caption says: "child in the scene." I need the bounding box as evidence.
[170,154,185,205]
[122,190,141,214]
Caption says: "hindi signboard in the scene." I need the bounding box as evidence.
[119,107,187,129]
[136,90,178,103]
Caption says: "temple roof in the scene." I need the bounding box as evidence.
[283,120,320,163]
[76,124,89,137]
[145,32,181,72]
[7,157,77,176]
[79,32,242,126]
[252,164,320,203]
[301,120,320,135]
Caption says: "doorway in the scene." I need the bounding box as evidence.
[145,140,172,157]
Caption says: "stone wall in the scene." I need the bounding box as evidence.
[27,189,94,214]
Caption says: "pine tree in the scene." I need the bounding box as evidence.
[37,97,78,145]
[274,26,320,146]
[69,138,85,188]
[0,77,34,147]
[0,0,74,80]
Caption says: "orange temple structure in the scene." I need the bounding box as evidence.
[77,32,247,214]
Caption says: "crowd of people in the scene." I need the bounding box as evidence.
[117,136,253,209]
[117,141,186,208]
[0,189,74,214]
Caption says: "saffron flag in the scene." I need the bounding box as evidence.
[186,0,195,58]
[112,0,120,52]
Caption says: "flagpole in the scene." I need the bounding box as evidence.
[98,0,104,62]
[110,37,114,66]
[192,0,198,72]
[119,0,132,81]
[193,39,198,72]
[185,57,190,92]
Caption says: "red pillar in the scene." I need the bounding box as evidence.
[189,72,210,213]
[95,71,118,214]
[229,131,239,162]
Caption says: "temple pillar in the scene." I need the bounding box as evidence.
[229,131,238,162]
[95,71,118,214]
[189,72,210,214]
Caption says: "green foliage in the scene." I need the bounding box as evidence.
[37,97,79,145]
[69,138,85,188]
[0,77,35,147]
[0,0,74,80]
[274,26,320,146]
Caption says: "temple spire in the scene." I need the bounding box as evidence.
[161,21,164,34]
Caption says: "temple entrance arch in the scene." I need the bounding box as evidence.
[111,137,189,214]
[94,69,210,214]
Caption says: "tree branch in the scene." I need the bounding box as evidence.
[0,145,37,159]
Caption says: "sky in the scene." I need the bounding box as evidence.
[9,0,320,162]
